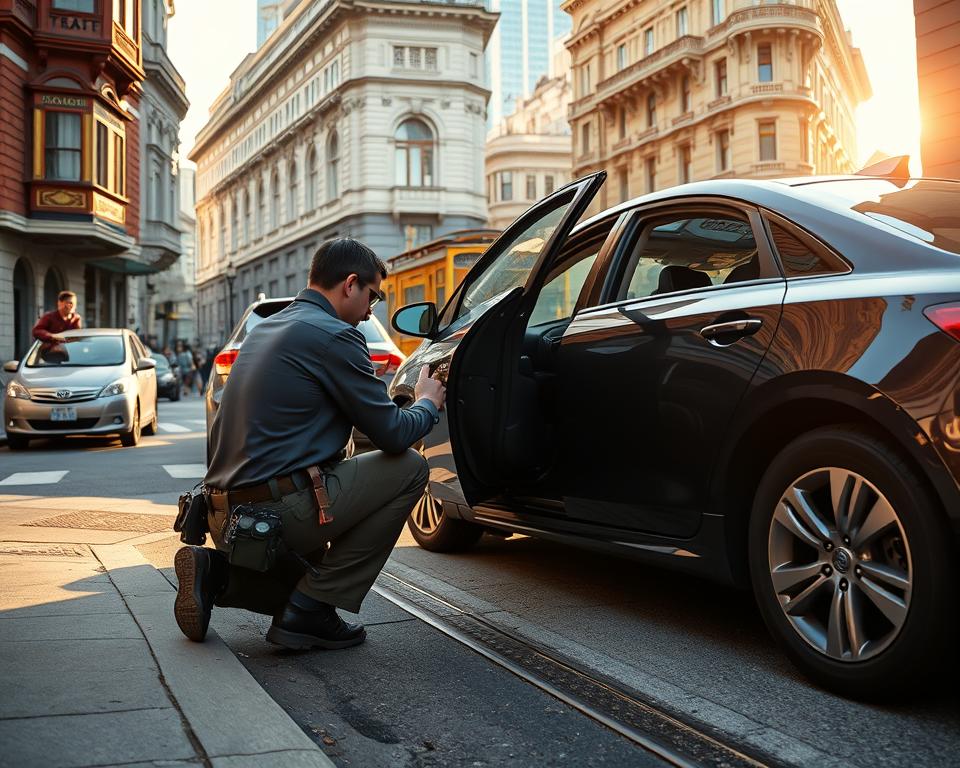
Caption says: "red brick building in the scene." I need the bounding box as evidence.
[914,0,960,178]
[1,0,155,361]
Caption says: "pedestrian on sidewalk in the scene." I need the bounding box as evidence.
[175,340,196,398]
[174,237,445,650]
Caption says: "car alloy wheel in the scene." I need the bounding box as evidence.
[767,467,912,663]
[410,480,443,535]
[121,403,141,447]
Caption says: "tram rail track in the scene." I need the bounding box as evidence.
[374,569,782,768]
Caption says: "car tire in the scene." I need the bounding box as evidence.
[170,389,180,402]
[121,403,142,447]
[143,408,158,436]
[749,424,956,699]
[6,435,29,451]
[406,486,484,552]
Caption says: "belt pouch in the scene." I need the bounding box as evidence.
[175,486,209,546]
[224,505,283,572]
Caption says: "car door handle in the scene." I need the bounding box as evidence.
[699,318,763,346]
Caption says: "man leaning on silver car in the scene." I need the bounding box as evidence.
[3,329,159,450]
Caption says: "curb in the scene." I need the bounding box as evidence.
[92,543,334,768]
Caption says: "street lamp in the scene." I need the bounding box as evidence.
[224,260,237,336]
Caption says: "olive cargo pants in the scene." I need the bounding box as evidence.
[209,448,429,615]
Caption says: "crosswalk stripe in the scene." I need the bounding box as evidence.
[163,464,206,479]
[0,471,69,486]
[158,423,191,433]
[185,419,208,425]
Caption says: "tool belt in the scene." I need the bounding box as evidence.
[207,466,334,527]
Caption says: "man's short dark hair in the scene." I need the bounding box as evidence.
[58,291,76,302]
[309,238,387,289]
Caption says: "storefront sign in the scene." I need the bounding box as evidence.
[50,13,100,34]
[40,94,88,108]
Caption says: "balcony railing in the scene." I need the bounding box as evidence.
[752,82,784,96]
[672,110,694,126]
[597,35,704,97]
[707,3,822,42]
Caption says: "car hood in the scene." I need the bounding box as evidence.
[16,365,128,388]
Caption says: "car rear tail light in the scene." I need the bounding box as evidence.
[370,352,404,376]
[924,303,960,342]
[214,349,240,376]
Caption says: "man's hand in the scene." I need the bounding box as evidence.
[50,335,66,343]
[415,364,446,412]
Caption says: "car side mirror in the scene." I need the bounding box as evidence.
[392,302,438,339]
[136,357,157,372]
[2,360,19,373]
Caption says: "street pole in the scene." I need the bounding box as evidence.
[224,260,237,339]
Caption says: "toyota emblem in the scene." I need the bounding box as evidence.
[56,389,71,400]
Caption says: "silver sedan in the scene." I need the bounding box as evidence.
[3,328,159,450]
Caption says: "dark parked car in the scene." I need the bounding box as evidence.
[205,295,405,455]
[388,171,960,697]
[151,352,181,401]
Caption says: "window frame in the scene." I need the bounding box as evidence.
[43,109,83,183]
[715,57,727,96]
[757,43,773,82]
[395,118,435,188]
[758,119,777,161]
[760,209,851,279]
[596,199,783,308]
[717,129,731,172]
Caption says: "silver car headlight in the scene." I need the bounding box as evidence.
[5,381,30,400]
[98,380,126,398]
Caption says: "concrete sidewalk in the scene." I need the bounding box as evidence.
[0,497,333,768]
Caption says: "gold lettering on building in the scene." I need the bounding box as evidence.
[40,95,88,108]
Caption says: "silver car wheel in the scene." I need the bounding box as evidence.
[411,480,442,535]
[767,467,912,663]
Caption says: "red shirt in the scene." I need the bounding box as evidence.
[33,310,83,342]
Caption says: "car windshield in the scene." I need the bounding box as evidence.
[151,353,171,371]
[26,335,125,368]
[798,179,960,255]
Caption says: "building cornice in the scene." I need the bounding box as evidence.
[190,0,497,158]
[0,210,137,255]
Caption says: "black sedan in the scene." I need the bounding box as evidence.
[388,171,960,698]
[151,352,181,401]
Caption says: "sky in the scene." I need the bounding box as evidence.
[168,0,925,173]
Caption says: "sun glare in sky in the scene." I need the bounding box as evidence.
[169,0,924,174]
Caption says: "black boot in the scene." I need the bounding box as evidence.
[266,591,366,650]
[174,546,228,642]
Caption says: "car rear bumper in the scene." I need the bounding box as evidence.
[3,394,134,436]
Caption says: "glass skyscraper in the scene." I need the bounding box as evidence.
[486,0,571,126]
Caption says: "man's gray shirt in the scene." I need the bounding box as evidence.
[205,289,438,489]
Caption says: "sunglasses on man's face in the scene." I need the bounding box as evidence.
[366,285,385,309]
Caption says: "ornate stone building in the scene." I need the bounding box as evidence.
[135,0,189,342]
[485,55,572,229]
[0,0,181,362]
[191,0,497,347]
[563,0,871,215]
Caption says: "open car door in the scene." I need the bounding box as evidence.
[446,172,605,508]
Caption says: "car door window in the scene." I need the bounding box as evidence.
[444,201,573,330]
[528,219,616,326]
[619,213,760,301]
[127,336,139,371]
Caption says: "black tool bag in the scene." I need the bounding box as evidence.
[224,505,283,572]
[174,483,209,545]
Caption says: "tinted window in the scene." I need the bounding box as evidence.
[620,214,759,301]
[767,221,835,276]
[26,335,125,367]
[798,179,960,255]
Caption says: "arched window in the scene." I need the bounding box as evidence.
[306,146,317,211]
[270,169,280,230]
[242,190,251,245]
[287,159,298,222]
[327,131,339,200]
[395,118,434,187]
[231,196,239,251]
[256,180,265,238]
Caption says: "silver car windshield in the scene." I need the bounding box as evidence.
[25,336,126,368]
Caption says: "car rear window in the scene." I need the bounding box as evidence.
[234,300,291,344]
[798,179,960,255]
[26,335,125,367]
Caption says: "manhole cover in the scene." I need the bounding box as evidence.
[22,511,176,533]
[0,544,87,557]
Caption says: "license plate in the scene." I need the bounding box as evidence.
[50,407,77,422]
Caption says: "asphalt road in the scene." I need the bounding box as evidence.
[3,396,958,767]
